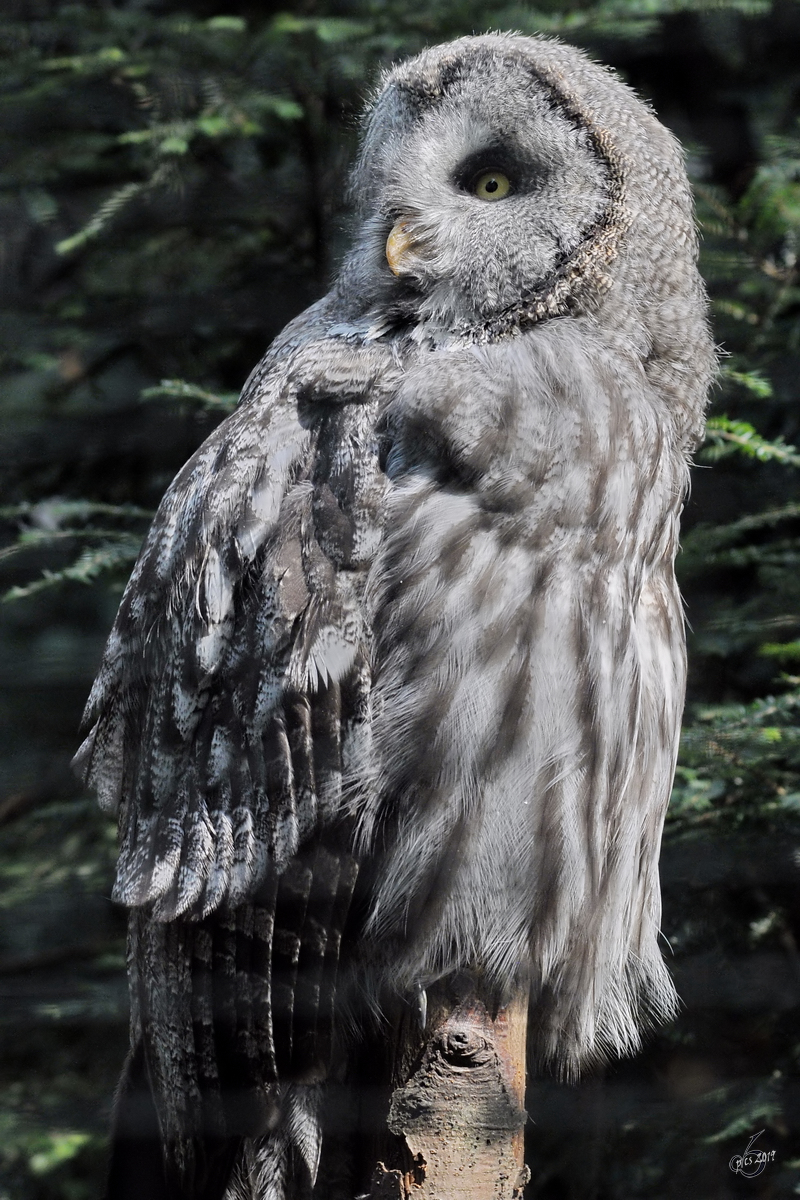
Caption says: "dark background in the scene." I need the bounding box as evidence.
[2,1,800,1196]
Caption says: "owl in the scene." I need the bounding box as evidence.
[75,32,714,1200]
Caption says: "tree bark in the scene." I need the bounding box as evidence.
[366,975,530,1199]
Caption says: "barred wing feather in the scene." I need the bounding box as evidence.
[74,325,380,924]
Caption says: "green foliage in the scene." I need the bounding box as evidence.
[702,416,800,466]
[671,690,800,830]
[3,1,800,1198]
[140,377,238,411]
[0,793,125,1200]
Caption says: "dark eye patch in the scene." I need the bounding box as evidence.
[453,145,545,196]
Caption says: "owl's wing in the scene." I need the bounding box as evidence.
[75,322,382,924]
[76,323,393,1196]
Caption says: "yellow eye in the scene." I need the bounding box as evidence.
[473,171,511,201]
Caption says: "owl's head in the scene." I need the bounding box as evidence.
[337,33,708,391]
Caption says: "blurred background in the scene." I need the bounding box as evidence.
[2,1,800,1196]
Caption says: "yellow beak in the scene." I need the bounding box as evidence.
[386,219,418,276]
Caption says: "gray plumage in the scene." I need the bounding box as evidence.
[76,33,714,1199]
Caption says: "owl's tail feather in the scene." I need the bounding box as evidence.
[287,846,359,1081]
[223,1085,323,1200]
[105,1049,322,1200]
[118,838,358,1199]
[105,1041,242,1200]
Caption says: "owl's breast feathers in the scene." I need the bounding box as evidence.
[361,319,686,1069]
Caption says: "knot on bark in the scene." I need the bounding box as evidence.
[440,1027,491,1066]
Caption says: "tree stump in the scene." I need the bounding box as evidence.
[366,975,530,1199]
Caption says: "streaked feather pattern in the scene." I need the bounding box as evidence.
[76,33,714,1199]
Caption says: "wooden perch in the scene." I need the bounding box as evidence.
[366,975,530,1199]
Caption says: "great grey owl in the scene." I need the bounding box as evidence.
[75,32,714,1200]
